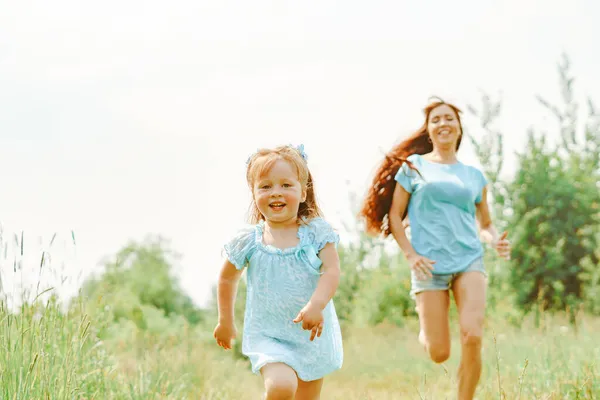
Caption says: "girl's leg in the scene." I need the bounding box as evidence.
[296,377,324,400]
[261,363,298,400]
[415,290,451,363]
[452,271,487,400]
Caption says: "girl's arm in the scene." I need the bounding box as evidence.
[293,242,341,341]
[309,243,341,310]
[214,260,244,349]
[216,260,244,323]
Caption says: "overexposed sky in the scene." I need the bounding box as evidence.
[1,0,598,307]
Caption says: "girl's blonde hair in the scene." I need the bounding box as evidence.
[245,145,323,224]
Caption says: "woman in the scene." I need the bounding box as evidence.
[359,98,511,400]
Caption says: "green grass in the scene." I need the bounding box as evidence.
[0,295,597,399]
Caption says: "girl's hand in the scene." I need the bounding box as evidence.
[407,253,435,280]
[293,302,324,341]
[494,231,511,260]
[213,321,237,350]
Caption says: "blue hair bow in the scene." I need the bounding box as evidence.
[245,144,308,166]
[294,144,308,162]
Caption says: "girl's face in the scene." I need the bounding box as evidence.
[253,159,307,225]
[427,104,462,149]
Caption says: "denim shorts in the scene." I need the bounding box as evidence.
[410,257,487,299]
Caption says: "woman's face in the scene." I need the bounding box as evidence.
[427,104,462,149]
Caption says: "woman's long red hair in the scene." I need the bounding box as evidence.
[359,99,464,237]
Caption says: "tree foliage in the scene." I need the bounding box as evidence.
[81,236,204,334]
[469,55,600,321]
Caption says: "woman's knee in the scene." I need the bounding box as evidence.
[428,342,451,363]
[461,328,483,348]
[460,315,484,347]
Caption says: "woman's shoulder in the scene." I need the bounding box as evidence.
[396,153,422,179]
[460,162,486,176]
[404,153,426,169]
[406,153,422,162]
[456,162,488,189]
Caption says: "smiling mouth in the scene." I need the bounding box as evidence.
[269,202,286,211]
[438,128,452,136]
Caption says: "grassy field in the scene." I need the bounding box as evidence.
[1,296,598,400]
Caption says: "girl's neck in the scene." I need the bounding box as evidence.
[263,217,299,231]
[261,217,301,250]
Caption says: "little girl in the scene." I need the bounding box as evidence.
[214,144,343,400]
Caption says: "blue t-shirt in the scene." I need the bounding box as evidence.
[394,154,488,274]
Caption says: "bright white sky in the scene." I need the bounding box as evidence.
[1,0,598,308]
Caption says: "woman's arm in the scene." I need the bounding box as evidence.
[389,182,435,278]
[476,186,511,259]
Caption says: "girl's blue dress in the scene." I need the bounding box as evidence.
[224,217,344,381]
